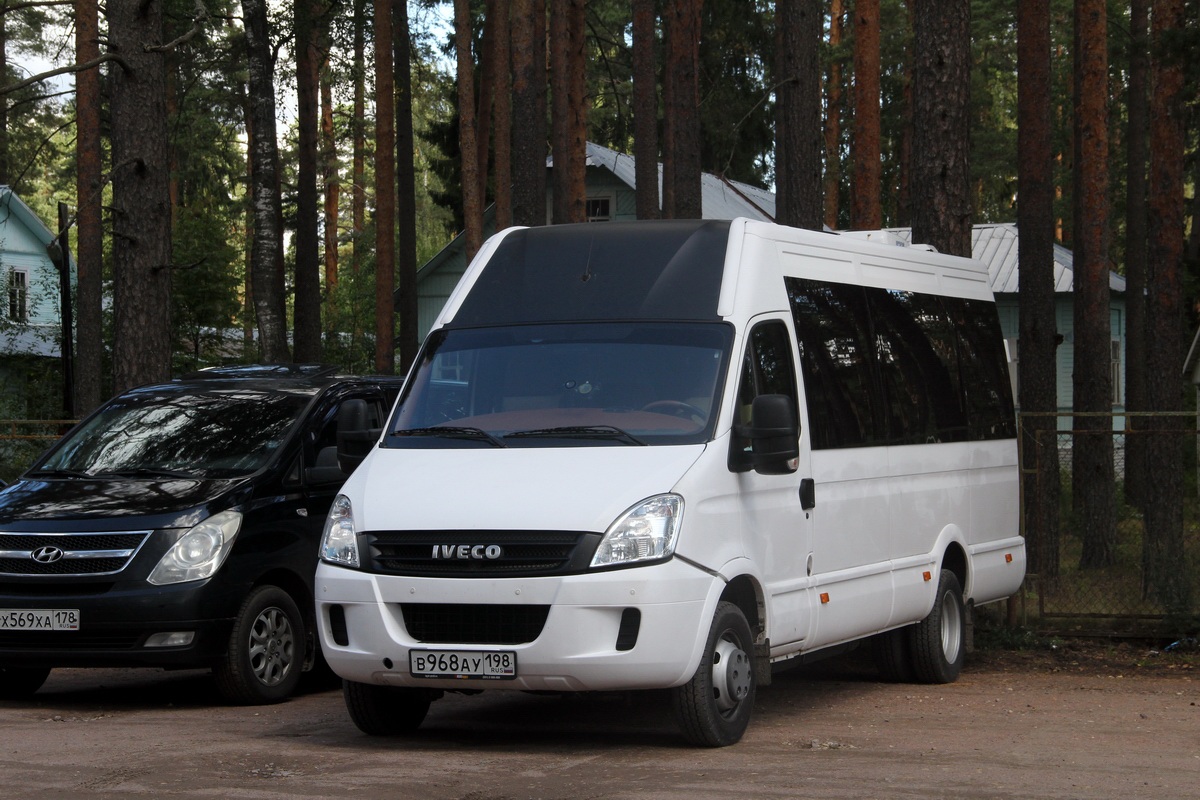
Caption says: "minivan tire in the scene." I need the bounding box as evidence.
[672,601,756,747]
[215,585,304,704]
[0,665,51,699]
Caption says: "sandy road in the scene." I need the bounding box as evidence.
[0,650,1195,800]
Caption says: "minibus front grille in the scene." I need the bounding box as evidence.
[365,530,600,577]
[400,603,550,644]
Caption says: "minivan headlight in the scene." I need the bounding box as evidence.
[147,510,242,585]
[319,494,360,568]
[591,494,683,568]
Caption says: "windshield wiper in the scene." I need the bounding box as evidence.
[93,468,197,480]
[392,426,506,448]
[28,468,93,479]
[504,426,647,446]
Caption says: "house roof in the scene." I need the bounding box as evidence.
[572,142,777,222]
[884,223,1126,295]
[0,185,59,251]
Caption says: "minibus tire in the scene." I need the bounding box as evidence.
[343,681,432,735]
[215,585,304,704]
[672,601,756,747]
[871,627,916,682]
[909,569,965,684]
[0,665,51,699]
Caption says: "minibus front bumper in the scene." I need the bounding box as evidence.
[315,557,719,692]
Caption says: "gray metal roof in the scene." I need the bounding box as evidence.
[884,223,1125,295]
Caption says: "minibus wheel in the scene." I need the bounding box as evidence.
[909,569,966,684]
[871,627,916,682]
[672,601,756,747]
[215,585,304,704]
[343,681,433,735]
[0,665,51,699]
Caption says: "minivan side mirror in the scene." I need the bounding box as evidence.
[747,394,799,475]
[336,399,382,473]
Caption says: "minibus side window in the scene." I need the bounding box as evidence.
[730,321,798,471]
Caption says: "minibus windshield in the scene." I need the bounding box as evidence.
[386,322,733,447]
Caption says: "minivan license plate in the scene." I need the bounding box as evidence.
[409,649,516,680]
[0,608,80,631]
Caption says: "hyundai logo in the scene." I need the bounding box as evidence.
[31,546,65,564]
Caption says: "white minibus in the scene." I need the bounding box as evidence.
[316,218,1025,746]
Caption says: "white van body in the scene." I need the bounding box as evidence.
[316,219,1025,746]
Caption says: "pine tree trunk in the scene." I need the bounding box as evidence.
[632,0,660,219]
[455,0,484,260]
[774,0,822,231]
[910,0,971,256]
[1123,0,1149,510]
[373,0,396,374]
[663,0,702,219]
[510,0,546,227]
[1072,0,1115,569]
[491,0,513,231]
[241,0,290,365]
[1017,0,1060,579]
[394,0,419,371]
[1143,0,1188,612]
[109,0,173,393]
[851,0,881,230]
[293,0,323,362]
[74,0,104,412]
[550,0,587,224]
[823,0,844,231]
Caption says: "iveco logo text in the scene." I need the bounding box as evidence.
[431,544,502,560]
[31,546,65,564]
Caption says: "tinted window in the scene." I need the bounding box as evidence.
[787,277,1014,449]
[787,280,880,449]
[36,390,312,478]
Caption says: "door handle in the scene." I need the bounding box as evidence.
[799,478,815,510]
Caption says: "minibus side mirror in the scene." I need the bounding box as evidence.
[748,394,800,475]
[336,399,382,473]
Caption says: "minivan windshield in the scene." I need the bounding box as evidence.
[32,389,312,479]
[386,322,733,448]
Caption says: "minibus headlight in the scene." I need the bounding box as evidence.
[591,494,683,568]
[147,510,242,585]
[320,494,360,568]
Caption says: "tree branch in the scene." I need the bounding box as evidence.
[0,1,74,14]
[146,0,210,53]
[0,53,130,97]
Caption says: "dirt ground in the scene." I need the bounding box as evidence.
[0,641,1195,800]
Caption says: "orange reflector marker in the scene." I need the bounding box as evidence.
[922,571,932,582]
[1006,553,1013,563]
[819,592,830,604]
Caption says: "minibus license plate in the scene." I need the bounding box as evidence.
[0,608,80,631]
[409,649,516,679]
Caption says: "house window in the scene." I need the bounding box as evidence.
[585,197,611,222]
[8,269,27,322]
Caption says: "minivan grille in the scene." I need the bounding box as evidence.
[0,531,152,577]
[365,530,599,577]
[401,603,550,645]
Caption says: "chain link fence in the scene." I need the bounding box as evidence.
[0,419,74,482]
[1016,412,1200,638]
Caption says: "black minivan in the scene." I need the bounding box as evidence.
[0,365,401,703]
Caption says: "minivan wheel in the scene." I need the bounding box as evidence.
[671,601,756,747]
[0,665,51,700]
[343,680,433,735]
[215,585,304,704]
[909,569,966,684]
